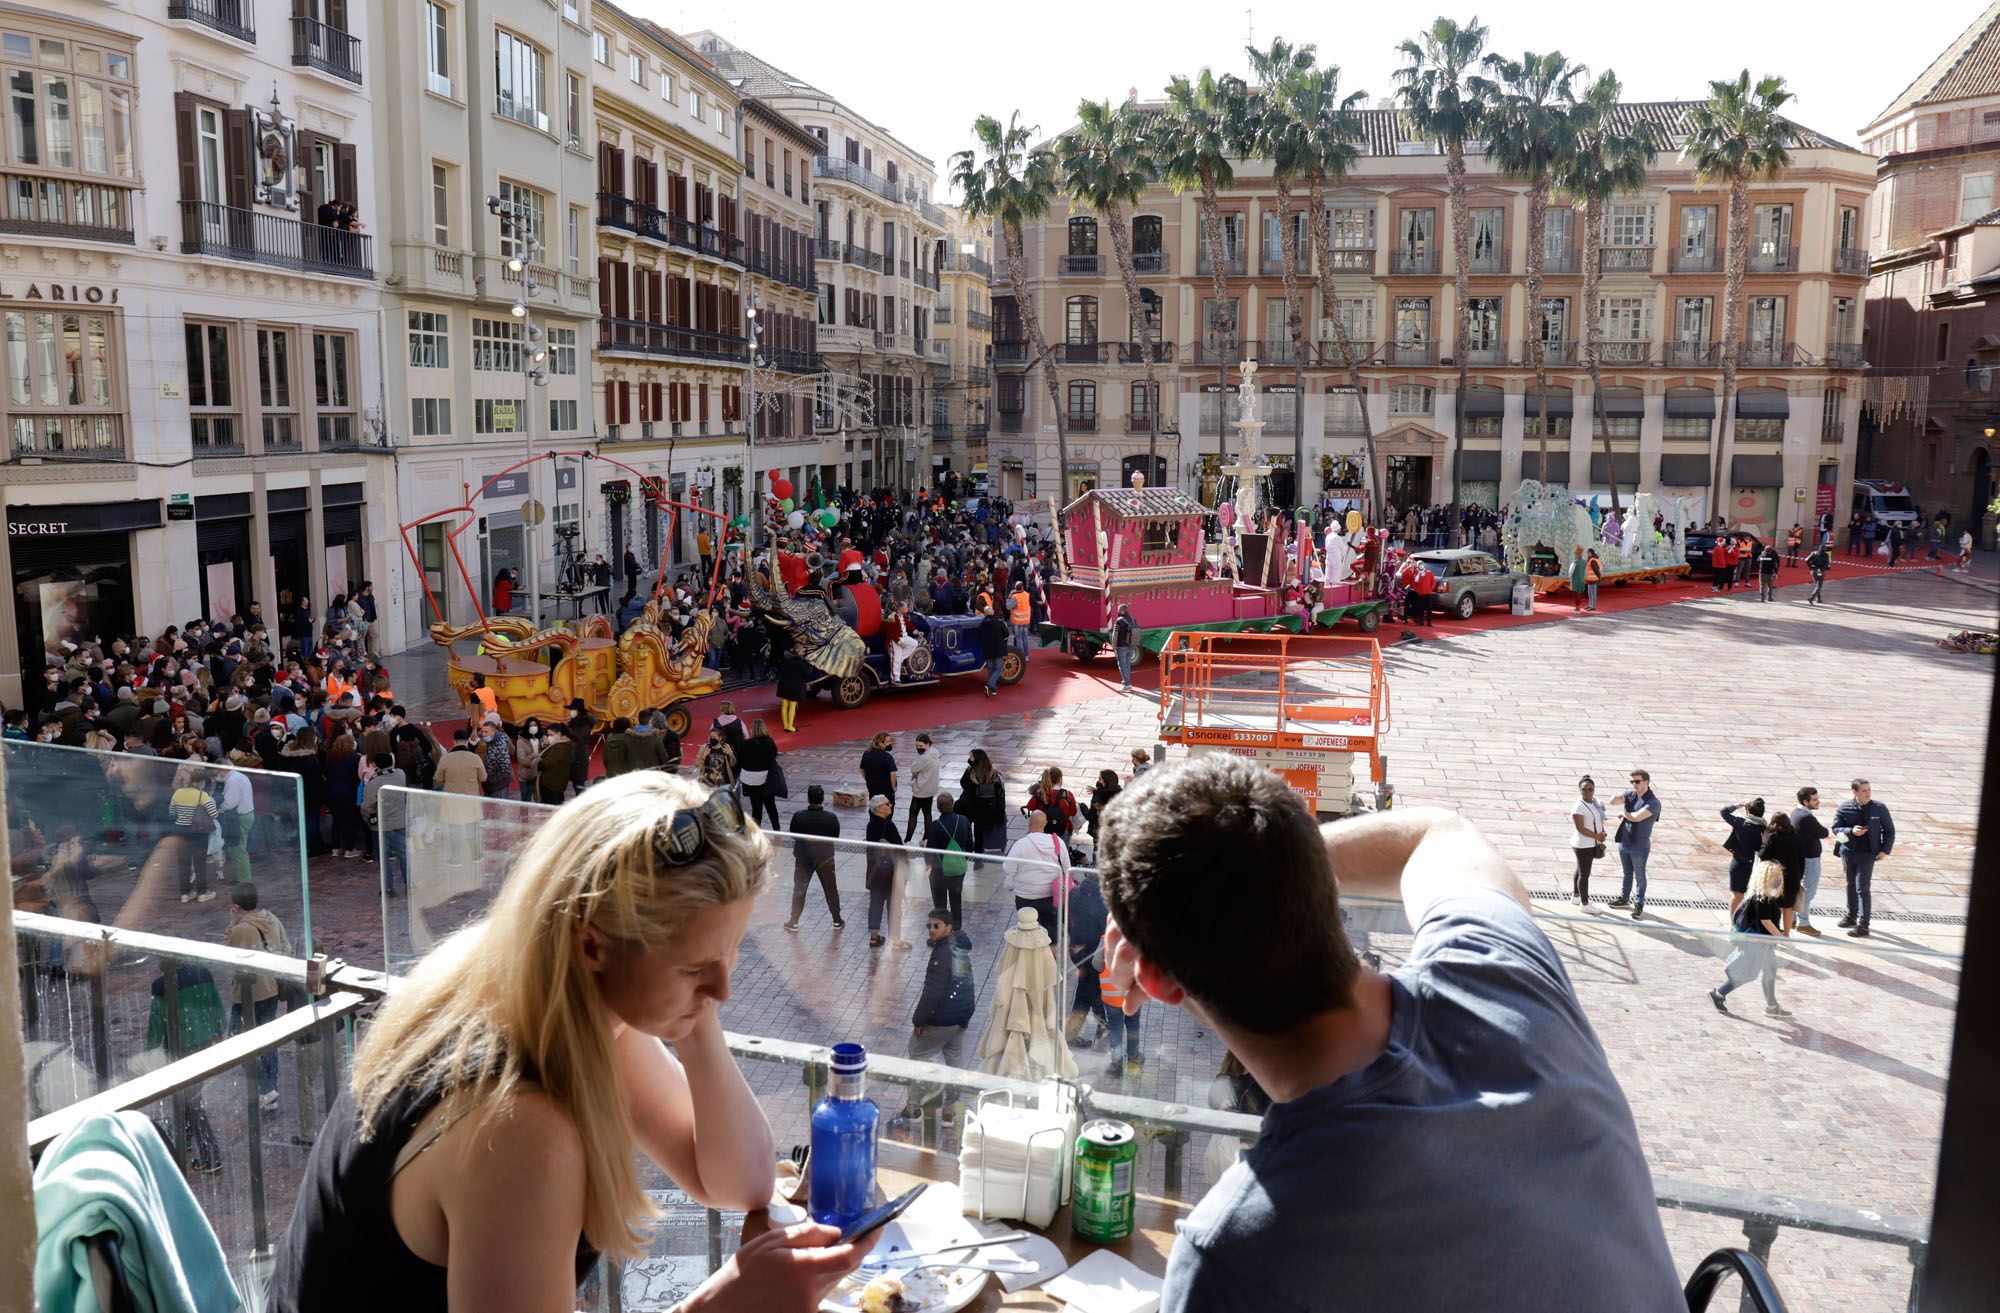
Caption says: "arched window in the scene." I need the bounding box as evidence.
[1068,216,1098,255]
[1065,295,1098,344]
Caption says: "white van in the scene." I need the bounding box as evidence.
[1852,479,1919,526]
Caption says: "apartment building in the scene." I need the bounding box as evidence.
[997,102,1874,535]
[739,97,824,503]
[376,0,597,640]
[586,5,768,577]
[0,0,388,707]
[692,31,946,493]
[931,211,994,485]
[1860,0,2000,544]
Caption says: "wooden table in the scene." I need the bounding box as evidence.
[746,1139,1186,1310]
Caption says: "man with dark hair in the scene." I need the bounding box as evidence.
[894,907,975,1126]
[1096,754,1681,1313]
[923,792,977,929]
[1789,786,1829,935]
[1832,778,1895,939]
[785,784,844,931]
[222,882,289,1108]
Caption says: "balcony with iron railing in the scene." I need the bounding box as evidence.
[1824,342,1866,368]
[1600,246,1655,272]
[0,176,134,244]
[914,267,939,290]
[1833,247,1871,277]
[1523,339,1578,366]
[1464,343,1510,365]
[1594,340,1653,365]
[1195,248,1248,276]
[597,192,745,267]
[1468,246,1509,274]
[1665,340,1723,367]
[933,306,952,324]
[965,365,990,384]
[1324,247,1375,273]
[10,415,127,461]
[766,348,824,374]
[1194,336,1245,365]
[1389,337,1438,365]
[169,0,255,43]
[747,248,815,293]
[1132,249,1168,273]
[1126,411,1159,433]
[1119,340,1175,364]
[1065,411,1099,432]
[812,155,899,203]
[598,316,748,364]
[966,310,992,330]
[1739,340,1798,367]
[1391,249,1439,275]
[1540,248,1578,274]
[943,249,993,277]
[900,259,912,280]
[292,13,362,84]
[1749,244,1799,274]
[1315,338,1378,366]
[998,409,1023,432]
[1059,253,1101,275]
[1259,251,1308,275]
[180,200,373,278]
[1672,247,1719,274]
[1059,341,1112,364]
[845,243,885,273]
[190,417,243,457]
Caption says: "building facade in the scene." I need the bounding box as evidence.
[738,96,824,506]
[692,32,945,494]
[374,0,600,643]
[931,212,994,486]
[997,102,1875,535]
[1860,0,2000,544]
[0,0,390,709]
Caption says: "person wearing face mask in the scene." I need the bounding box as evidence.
[904,732,940,842]
[514,720,545,803]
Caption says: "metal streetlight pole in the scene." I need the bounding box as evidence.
[489,193,551,629]
[745,292,762,551]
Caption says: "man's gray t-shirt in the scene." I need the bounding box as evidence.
[1162,889,1682,1313]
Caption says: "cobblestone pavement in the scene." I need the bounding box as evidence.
[165,566,1987,1312]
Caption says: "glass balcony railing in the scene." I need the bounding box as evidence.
[11,756,1965,1313]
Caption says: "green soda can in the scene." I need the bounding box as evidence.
[1072,1119,1137,1242]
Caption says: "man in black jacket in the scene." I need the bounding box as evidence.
[1831,779,1895,938]
[785,784,843,931]
[923,793,978,929]
[977,605,1011,697]
[1788,786,1830,935]
[896,908,975,1123]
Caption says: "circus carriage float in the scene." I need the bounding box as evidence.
[401,451,729,734]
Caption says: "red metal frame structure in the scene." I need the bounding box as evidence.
[397,450,728,642]
[1155,631,1391,785]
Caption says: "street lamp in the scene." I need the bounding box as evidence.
[744,294,763,551]
[488,192,549,628]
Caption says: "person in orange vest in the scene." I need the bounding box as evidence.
[1098,951,1143,1078]
[1784,523,1805,566]
[1006,581,1034,660]
[1583,549,1603,612]
[1709,535,1732,593]
[469,672,498,721]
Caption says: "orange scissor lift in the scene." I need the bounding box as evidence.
[1156,632,1392,817]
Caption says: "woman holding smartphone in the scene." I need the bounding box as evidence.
[269,772,863,1312]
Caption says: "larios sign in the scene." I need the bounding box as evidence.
[0,283,120,304]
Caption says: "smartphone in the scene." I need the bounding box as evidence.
[835,1184,927,1246]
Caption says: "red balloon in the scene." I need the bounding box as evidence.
[768,469,781,481]
[773,479,794,501]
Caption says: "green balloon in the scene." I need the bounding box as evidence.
[781,497,795,512]
[820,509,839,528]
[732,516,749,529]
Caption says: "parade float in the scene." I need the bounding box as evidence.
[400,450,728,733]
[1500,480,1693,593]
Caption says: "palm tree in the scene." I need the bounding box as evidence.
[1482,50,1583,489]
[1296,65,1380,515]
[1555,71,1657,518]
[1396,15,1489,537]
[1684,71,1794,521]
[1247,37,1320,487]
[952,112,1066,495]
[1057,98,1162,481]
[1158,69,1250,366]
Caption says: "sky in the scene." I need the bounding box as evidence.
[641,0,1977,191]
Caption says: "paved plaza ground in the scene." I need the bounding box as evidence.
[63,560,1988,1311]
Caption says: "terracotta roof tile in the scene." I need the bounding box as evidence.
[1873,0,2000,125]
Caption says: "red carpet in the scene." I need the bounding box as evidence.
[419,553,1948,756]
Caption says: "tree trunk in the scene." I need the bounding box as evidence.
[1526,181,1550,484]
[1003,220,1067,498]
[1103,198,1159,484]
[1713,176,1751,527]
[1199,169,1233,351]
[1579,199,1620,515]
[1447,140,1470,538]
[1309,171,1383,519]
[1273,178,1309,495]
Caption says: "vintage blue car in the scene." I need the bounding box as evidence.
[812,611,1026,709]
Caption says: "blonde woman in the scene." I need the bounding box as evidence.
[1708,858,1791,1019]
[269,772,863,1312]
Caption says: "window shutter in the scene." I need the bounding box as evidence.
[647,270,663,325]
[335,143,358,206]
[612,263,629,320]
[651,382,664,421]
[596,142,615,192]
[679,382,691,419]
[597,258,613,318]
[224,109,254,210]
[175,93,199,215]
[699,384,709,422]
[637,380,650,423]
[604,380,618,426]
[618,380,632,425]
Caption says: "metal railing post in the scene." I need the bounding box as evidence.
[706,1207,724,1275]
[1739,1218,1779,1313]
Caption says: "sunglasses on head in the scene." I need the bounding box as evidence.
[652,786,749,866]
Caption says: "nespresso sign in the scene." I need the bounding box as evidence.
[0,283,120,304]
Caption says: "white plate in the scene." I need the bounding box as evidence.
[820,1266,990,1313]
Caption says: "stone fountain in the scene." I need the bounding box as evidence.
[1222,358,1276,585]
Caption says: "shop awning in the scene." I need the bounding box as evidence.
[1659,454,1712,486]
[1736,389,1790,419]
[1590,453,1642,485]
[1597,390,1645,418]
[1460,450,1501,481]
[1518,449,1572,482]
[1462,388,1505,418]
[1522,389,1574,418]
[1732,454,1785,486]
[1665,391,1716,419]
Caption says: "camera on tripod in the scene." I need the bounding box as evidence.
[553,522,580,543]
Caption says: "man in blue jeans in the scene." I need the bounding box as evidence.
[977,604,1011,696]
[1788,786,1830,934]
[1832,778,1895,939]
[1606,768,1660,919]
[1112,604,1139,692]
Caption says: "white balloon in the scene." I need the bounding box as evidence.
[786,511,806,529]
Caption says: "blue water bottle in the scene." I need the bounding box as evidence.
[808,1042,880,1230]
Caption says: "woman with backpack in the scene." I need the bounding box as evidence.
[1023,766,1079,853]
[959,748,1008,853]
[168,763,220,903]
